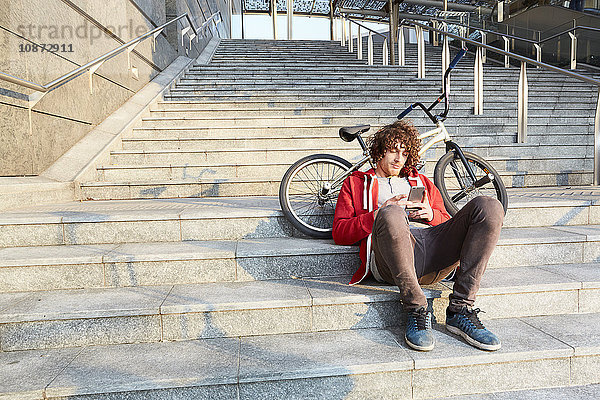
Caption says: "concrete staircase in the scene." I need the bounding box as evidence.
[1,39,600,399]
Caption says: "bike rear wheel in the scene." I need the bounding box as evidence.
[434,151,508,216]
[279,154,352,238]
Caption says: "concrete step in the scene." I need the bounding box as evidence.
[2,313,599,398]
[0,190,598,242]
[176,75,592,87]
[163,93,594,105]
[81,172,595,199]
[1,264,599,351]
[154,99,595,110]
[128,129,592,146]
[107,144,592,166]
[138,115,593,129]
[129,124,593,140]
[166,87,592,99]
[130,122,592,138]
[95,157,593,184]
[445,384,600,399]
[184,70,589,85]
[121,130,594,149]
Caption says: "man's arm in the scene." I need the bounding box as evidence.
[332,177,375,245]
[422,176,451,226]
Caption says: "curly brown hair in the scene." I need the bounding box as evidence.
[367,120,421,178]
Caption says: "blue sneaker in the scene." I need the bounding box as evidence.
[446,307,501,351]
[405,307,435,351]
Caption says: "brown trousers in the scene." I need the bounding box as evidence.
[371,196,504,311]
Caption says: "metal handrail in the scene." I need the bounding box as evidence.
[342,16,387,39]
[339,14,391,66]
[539,25,600,43]
[402,18,600,185]
[405,19,600,86]
[431,17,538,44]
[0,12,218,94]
[433,17,600,46]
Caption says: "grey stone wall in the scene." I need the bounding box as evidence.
[0,0,224,176]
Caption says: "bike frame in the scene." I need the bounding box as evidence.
[417,122,450,155]
[322,48,479,198]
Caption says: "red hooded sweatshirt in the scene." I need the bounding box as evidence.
[332,168,451,285]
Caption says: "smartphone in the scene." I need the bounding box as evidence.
[406,186,425,210]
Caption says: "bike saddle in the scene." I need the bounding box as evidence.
[339,124,371,142]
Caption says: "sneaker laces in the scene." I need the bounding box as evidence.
[409,307,431,331]
[464,308,486,329]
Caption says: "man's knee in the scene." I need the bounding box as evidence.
[377,204,409,223]
[470,196,504,226]
[374,205,410,235]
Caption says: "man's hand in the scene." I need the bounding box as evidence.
[374,194,411,218]
[407,191,433,222]
[374,192,434,222]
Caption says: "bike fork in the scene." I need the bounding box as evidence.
[445,141,476,182]
[445,142,495,201]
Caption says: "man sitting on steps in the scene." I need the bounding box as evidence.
[332,120,505,352]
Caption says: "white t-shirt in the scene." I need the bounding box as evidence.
[377,176,411,207]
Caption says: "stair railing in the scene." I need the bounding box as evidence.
[537,25,600,70]
[0,12,222,108]
[401,19,600,185]
[429,17,600,70]
[339,16,390,66]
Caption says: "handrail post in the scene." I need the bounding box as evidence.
[88,62,104,94]
[569,32,577,70]
[383,38,389,66]
[399,26,405,66]
[416,25,425,78]
[497,1,504,23]
[349,21,353,53]
[358,25,363,60]
[534,43,541,68]
[518,61,528,143]
[271,0,278,40]
[503,37,510,68]
[442,24,449,89]
[474,47,484,115]
[287,0,293,40]
[480,31,487,63]
[595,89,600,185]
[341,17,346,46]
[432,20,439,46]
[368,31,373,65]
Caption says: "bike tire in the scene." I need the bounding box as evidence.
[279,154,353,238]
[434,151,508,216]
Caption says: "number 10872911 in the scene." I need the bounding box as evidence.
[19,43,74,53]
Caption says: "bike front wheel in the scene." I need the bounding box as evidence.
[279,154,352,238]
[434,151,508,216]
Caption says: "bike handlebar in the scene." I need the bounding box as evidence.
[448,48,467,70]
[397,105,414,119]
[397,48,467,122]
